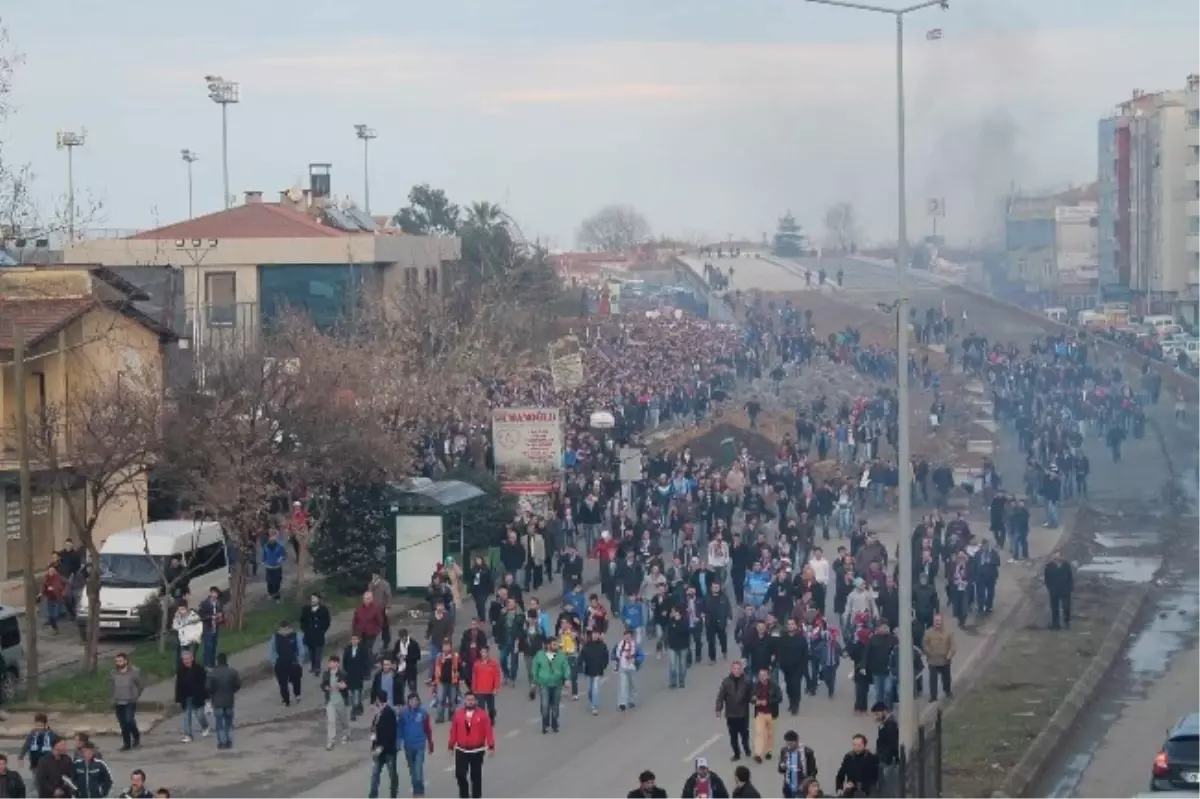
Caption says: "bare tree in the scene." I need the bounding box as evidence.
[823,202,862,253]
[576,204,652,252]
[27,368,163,674]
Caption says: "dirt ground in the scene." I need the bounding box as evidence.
[938,511,1144,798]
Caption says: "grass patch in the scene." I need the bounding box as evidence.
[36,588,361,708]
[940,577,1133,798]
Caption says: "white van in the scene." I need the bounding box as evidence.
[76,520,229,635]
[1044,306,1069,323]
[1143,314,1178,334]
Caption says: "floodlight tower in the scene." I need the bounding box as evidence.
[205,75,240,209]
[354,124,378,215]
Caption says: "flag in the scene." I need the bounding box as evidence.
[926,28,943,40]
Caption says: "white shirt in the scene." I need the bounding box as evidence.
[808,556,831,585]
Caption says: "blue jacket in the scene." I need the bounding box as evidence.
[620,602,645,630]
[267,630,307,665]
[535,610,554,639]
[398,705,431,751]
[262,540,287,569]
[563,591,587,620]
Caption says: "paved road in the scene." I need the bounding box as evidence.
[62,274,1189,798]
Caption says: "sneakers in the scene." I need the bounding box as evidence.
[181,735,192,743]
[591,708,599,716]
[201,727,212,738]
[571,694,579,701]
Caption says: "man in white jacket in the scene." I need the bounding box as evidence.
[807,548,831,586]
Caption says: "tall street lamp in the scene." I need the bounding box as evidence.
[205,75,239,209]
[180,149,200,219]
[354,124,378,215]
[55,129,87,242]
[805,0,949,758]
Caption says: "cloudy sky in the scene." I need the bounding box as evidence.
[2,0,1196,248]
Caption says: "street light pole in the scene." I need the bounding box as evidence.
[205,76,240,210]
[181,149,199,219]
[805,0,949,757]
[55,130,86,242]
[354,124,378,215]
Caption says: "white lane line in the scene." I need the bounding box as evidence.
[681,733,722,764]
[444,765,455,772]
[505,728,520,739]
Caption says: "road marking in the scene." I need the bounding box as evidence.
[505,728,520,739]
[681,733,722,763]
[444,765,455,772]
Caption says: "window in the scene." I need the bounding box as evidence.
[404,267,419,291]
[258,264,364,331]
[205,272,237,326]
[1189,109,1199,129]
[189,541,228,580]
[0,616,19,649]
[424,266,439,293]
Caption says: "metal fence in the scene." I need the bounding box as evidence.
[895,709,944,798]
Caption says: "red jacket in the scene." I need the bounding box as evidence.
[447,707,495,753]
[589,538,618,562]
[471,658,502,696]
[352,603,384,637]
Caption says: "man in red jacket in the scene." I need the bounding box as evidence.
[468,647,502,724]
[447,692,494,799]
[352,592,385,658]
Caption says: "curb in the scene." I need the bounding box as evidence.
[993,583,1152,799]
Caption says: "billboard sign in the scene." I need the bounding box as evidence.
[491,407,564,493]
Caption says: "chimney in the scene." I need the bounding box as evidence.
[308,163,332,205]
[244,190,263,204]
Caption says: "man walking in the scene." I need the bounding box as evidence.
[398,692,435,798]
[353,592,386,659]
[173,650,209,743]
[531,637,571,733]
[197,586,224,669]
[343,633,370,720]
[921,613,955,701]
[611,628,645,711]
[973,539,1001,613]
[320,654,352,751]
[715,661,754,761]
[1043,550,1074,630]
[370,570,394,654]
[267,620,306,707]
[261,530,287,602]
[750,667,782,765]
[205,653,241,750]
[300,592,332,676]
[448,692,495,799]
[109,653,144,752]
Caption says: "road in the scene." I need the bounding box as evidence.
[64,257,1194,798]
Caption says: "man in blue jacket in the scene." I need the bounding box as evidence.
[379,693,433,799]
[262,531,288,602]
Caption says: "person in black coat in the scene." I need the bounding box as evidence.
[835,734,879,797]
[465,556,494,622]
[731,765,761,798]
[0,754,26,798]
[173,650,209,741]
[681,759,730,798]
[300,594,332,676]
[626,770,668,798]
[342,634,371,719]
[390,629,422,696]
[1043,551,1074,630]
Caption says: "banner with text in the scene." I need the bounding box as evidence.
[548,335,585,392]
[491,407,564,494]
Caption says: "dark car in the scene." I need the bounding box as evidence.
[1151,712,1199,792]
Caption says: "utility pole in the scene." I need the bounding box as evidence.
[181,149,199,219]
[354,124,377,215]
[55,131,86,242]
[13,326,39,701]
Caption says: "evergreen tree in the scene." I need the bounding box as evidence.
[310,479,397,594]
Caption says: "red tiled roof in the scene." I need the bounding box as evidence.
[0,298,176,350]
[128,202,352,241]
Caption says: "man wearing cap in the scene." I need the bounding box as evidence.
[682,758,730,798]
[627,770,668,798]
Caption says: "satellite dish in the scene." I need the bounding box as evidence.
[286,184,303,203]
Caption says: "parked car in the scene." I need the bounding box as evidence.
[1150,712,1199,792]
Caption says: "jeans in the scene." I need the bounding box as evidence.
[435,684,460,723]
[538,685,562,730]
[668,649,690,688]
[977,580,996,612]
[114,702,140,748]
[213,707,234,747]
[587,675,603,710]
[369,752,400,799]
[1011,532,1029,560]
[202,631,219,669]
[45,599,61,631]
[500,645,518,682]
[617,670,638,707]
[872,675,892,709]
[566,655,580,696]
[404,747,426,796]
[1045,499,1060,528]
[180,697,209,738]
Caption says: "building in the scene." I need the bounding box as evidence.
[0,265,176,577]
[1096,77,1199,320]
[64,165,460,352]
[1185,75,1200,325]
[1004,186,1099,309]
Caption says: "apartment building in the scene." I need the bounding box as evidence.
[64,165,460,351]
[1097,76,1199,322]
[1004,185,1099,309]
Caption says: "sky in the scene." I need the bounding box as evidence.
[1,0,1197,249]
